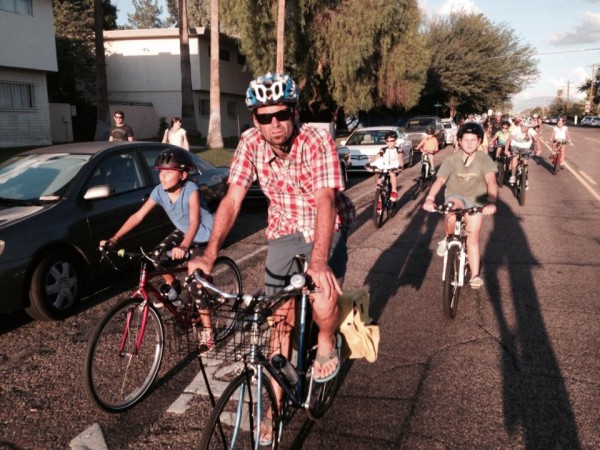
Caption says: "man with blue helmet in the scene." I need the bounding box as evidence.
[189,73,354,400]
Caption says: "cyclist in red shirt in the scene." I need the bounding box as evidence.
[188,72,355,420]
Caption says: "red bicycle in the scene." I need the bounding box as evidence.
[83,246,242,412]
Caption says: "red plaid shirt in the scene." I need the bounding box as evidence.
[229,124,355,241]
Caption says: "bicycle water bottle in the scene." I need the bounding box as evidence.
[160,283,181,306]
[272,354,299,386]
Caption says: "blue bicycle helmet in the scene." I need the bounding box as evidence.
[245,72,299,110]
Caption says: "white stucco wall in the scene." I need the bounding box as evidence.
[104,28,253,138]
[0,0,57,72]
[0,68,52,148]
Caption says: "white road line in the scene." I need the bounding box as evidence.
[579,171,597,186]
[70,423,108,450]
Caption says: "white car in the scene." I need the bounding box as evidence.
[579,116,593,126]
[588,116,600,127]
[340,126,413,171]
[441,118,458,145]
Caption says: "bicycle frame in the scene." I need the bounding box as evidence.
[441,216,467,287]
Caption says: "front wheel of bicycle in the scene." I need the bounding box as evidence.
[84,298,164,412]
[208,256,243,342]
[497,161,505,187]
[373,188,384,228]
[518,167,527,206]
[199,370,280,449]
[443,246,462,319]
[553,150,560,174]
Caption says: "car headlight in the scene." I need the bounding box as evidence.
[0,240,4,256]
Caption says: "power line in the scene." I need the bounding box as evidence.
[534,47,600,57]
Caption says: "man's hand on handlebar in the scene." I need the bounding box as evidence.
[307,259,342,300]
[188,254,214,276]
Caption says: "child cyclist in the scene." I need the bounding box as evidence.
[415,126,438,174]
[422,122,497,289]
[365,130,402,201]
[492,120,512,160]
[100,148,216,351]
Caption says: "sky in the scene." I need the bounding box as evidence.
[112,0,600,112]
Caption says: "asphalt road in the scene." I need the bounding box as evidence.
[0,125,598,450]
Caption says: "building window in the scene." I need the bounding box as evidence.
[0,81,35,109]
[227,101,237,119]
[199,99,209,117]
[0,0,33,15]
[219,49,230,62]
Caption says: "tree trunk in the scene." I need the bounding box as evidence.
[179,0,199,137]
[93,0,110,141]
[207,0,223,148]
[276,0,285,73]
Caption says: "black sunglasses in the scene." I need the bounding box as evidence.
[254,108,294,125]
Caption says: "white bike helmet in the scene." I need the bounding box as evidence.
[521,117,535,128]
[245,72,299,110]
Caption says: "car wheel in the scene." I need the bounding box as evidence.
[26,252,82,320]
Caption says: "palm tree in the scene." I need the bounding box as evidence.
[93,0,110,140]
[276,0,285,73]
[179,0,199,137]
[207,0,223,148]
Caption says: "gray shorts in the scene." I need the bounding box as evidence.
[444,193,481,209]
[265,230,348,295]
[510,146,531,160]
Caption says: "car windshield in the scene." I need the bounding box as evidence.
[407,119,435,128]
[0,153,90,202]
[346,131,388,145]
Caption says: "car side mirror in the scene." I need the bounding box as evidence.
[83,185,112,200]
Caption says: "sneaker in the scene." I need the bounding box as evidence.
[390,191,398,202]
[198,329,215,354]
[509,175,516,184]
[436,239,447,257]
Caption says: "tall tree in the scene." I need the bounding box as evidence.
[219,0,429,120]
[49,0,117,105]
[167,0,209,27]
[178,0,199,136]
[128,0,164,29]
[94,0,110,140]
[422,12,538,116]
[207,0,224,148]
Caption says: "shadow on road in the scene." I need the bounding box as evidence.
[483,201,581,449]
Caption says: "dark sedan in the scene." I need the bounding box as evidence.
[0,142,229,320]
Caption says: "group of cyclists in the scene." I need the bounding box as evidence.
[98,71,576,444]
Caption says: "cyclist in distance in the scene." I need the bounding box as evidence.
[549,117,573,169]
[532,113,543,138]
[416,126,439,174]
[492,120,512,159]
[422,122,497,289]
[100,149,215,348]
[188,73,355,417]
[504,116,541,185]
[365,130,402,201]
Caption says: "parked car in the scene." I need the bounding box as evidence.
[579,116,592,126]
[589,116,600,127]
[549,115,560,124]
[339,126,412,171]
[403,115,446,150]
[441,118,458,145]
[0,142,229,320]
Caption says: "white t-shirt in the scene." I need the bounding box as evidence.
[553,125,568,141]
[166,128,187,148]
[370,146,401,169]
[510,127,536,150]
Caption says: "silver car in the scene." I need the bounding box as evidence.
[340,126,413,171]
[441,118,458,145]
